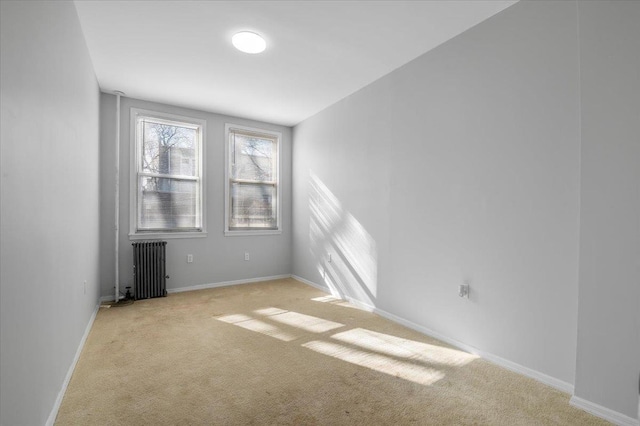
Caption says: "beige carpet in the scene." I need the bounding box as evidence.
[56,278,609,425]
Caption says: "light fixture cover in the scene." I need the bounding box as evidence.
[232,31,266,54]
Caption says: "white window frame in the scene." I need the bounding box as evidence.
[129,108,207,240]
[224,123,282,236]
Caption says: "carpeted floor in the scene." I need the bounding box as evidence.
[56,278,609,425]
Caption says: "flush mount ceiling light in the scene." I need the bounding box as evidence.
[232,31,266,54]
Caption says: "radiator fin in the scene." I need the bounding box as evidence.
[132,241,167,300]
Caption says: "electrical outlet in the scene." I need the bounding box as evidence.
[244,252,250,261]
[83,280,87,295]
[458,283,470,298]
[328,253,332,263]
[187,254,193,263]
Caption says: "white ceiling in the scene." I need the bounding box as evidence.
[74,1,516,127]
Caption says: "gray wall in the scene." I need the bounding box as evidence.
[575,1,640,419]
[293,0,640,420]
[99,95,292,298]
[0,2,101,425]
[293,0,581,386]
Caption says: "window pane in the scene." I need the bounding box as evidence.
[142,121,196,176]
[139,176,199,230]
[231,133,275,181]
[230,183,276,229]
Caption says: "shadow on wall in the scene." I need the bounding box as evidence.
[309,172,378,306]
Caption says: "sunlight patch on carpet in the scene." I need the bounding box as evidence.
[331,328,478,367]
[254,307,288,316]
[216,314,299,342]
[259,309,344,333]
[311,295,341,303]
[216,314,252,324]
[311,295,362,309]
[302,340,445,386]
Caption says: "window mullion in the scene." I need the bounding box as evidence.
[230,178,276,186]
[139,171,199,181]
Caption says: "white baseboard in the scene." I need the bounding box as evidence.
[167,274,292,294]
[99,275,292,300]
[291,274,330,292]
[45,299,101,426]
[570,396,639,426]
[291,275,574,396]
[369,304,574,394]
[293,275,640,425]
[99,294,125,303]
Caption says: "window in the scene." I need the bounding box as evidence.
[130,109,205,238]
[225,124,281,235]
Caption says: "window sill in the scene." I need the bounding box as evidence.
[129,231,207,240]
[224,229,282,237]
